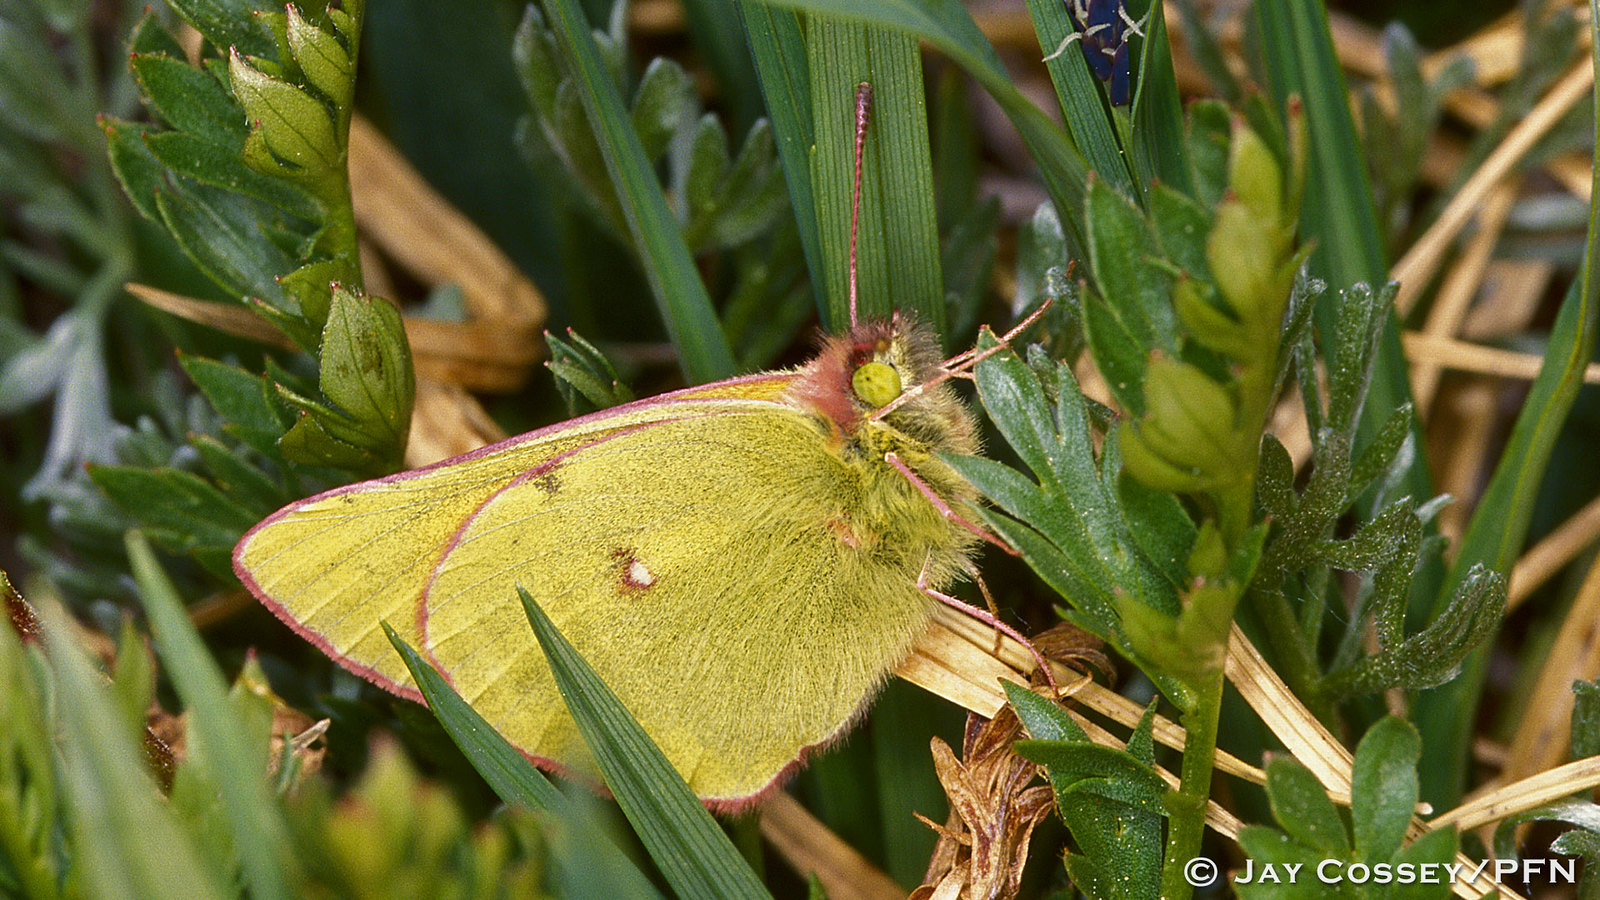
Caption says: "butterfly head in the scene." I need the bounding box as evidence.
[792,316,977,458]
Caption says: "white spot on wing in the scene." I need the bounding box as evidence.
[626,559,655,588]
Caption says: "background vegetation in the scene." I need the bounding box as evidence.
[3,0,1600,897]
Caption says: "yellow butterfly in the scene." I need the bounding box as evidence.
[234,83,1042,808]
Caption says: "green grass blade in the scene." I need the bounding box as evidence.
[382,624,667,899]
[125,531,297,900]
[1024,0,1134,196]
[519,587,774,900]
[1253,0,1433,509]
[1411,0,1600,802]
[541,0,738,382]
[1129,0,1191,196]
[808,18,941,331]
[37,602,231,900]
[754,0,1090,251]
[739,1,827,311]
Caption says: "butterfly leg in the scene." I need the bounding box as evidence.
[916,559,1062,694]
[972,569,1007,658]
[883,451,1016,556]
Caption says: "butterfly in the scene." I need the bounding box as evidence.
[234,83,1045,808]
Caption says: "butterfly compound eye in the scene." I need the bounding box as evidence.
[851,360,902,408]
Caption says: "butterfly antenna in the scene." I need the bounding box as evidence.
[848,81,872,329]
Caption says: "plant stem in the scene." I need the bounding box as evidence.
[1160,667,1225,900]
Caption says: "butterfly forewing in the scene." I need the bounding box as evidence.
[236,380,942,800]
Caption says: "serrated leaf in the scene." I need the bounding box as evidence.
[1056,777,1163,900]
[1081,282,1150,414]
[128,11,188,57]
[1003,679,1089,743]
[277,409,371,472]
[104,118,169,223]
[190,435,287,515]
[153,178,296,303]
[1086,177,1177,363]
[1013,740,1168,805]
[1149,182,1211,279]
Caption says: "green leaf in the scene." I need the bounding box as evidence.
[285,4,354,110]
[130,52,248,145]
[1004,679,1089,743]
[1387,826,1457,900]
[545,327,635,413]
[1234,826,1332,899]
[314,286,413,464]
[89,465,258,553]
[681,116,788,253]
[178,354,293,456]
[1013,741,1168,806]
[189,436,288,516]
[1057,777,1164,900]
[143,131,320,218]
[1574,679,1600,760]
[680,0,763,134]
[1415,245,1600,804]
[152,178,296,304]
[1350,717,1419,863]
[1263,756,1348,855]
[631,58,696,163]
[229,50,339,177]
[1253,0,1431,563]
[164,0,278,59]
[517,587,773,900]
[1025,0,1134,197]
[1129,0,1191,196]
